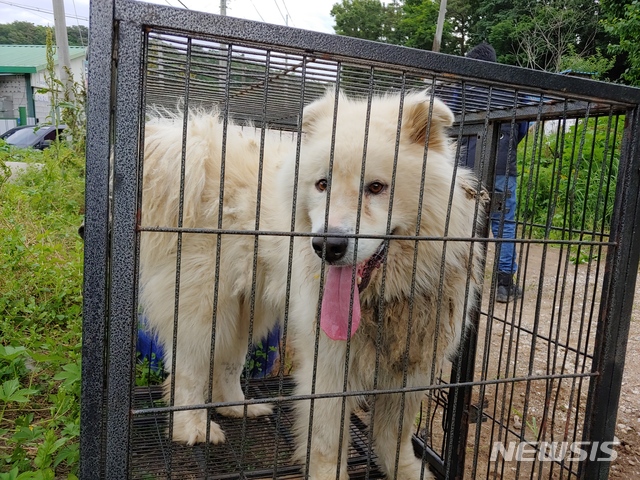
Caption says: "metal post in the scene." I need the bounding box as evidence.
[52,0,75,102]
[581,106,640,480]
[80,0,116,477]
[445,122,499,480]
[432,0,448,53]
[103,18,145,479]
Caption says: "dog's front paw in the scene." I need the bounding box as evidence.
[305,463,348,480]
[217,402,273,418]
[396,459,434,480]
[170,410,225,445]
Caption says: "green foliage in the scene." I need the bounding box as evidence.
[329,0,631,80]
[0,21,87,47]
[135,354,166,387]
[33,29,87,163]
[39,30,62,127]
[558,46,615,79]
[330,0,458,54]
[245,342,279,377]
[397,0,449,52]
[0,137,84,476]
[446,0,474,55]
[604,0,640,85]
[0,327,82,477]
[467,0,603,71]
[517,116,622,247]
[331,0,395,42]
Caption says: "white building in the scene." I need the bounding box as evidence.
[0,44,87,134]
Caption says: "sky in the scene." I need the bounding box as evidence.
[0,0,337,34]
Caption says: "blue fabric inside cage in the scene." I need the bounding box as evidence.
[136,315,281,378]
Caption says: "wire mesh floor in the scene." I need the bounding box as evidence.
[131,377,391,479]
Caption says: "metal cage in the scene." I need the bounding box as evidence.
[81,1,640,479]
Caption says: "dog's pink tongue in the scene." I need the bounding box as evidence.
[320,266,361,341]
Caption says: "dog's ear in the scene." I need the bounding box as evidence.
[402,93,454,152]
[302,90,336,135]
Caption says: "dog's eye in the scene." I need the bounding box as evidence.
[316,179,328,192]
[367,181,386,195]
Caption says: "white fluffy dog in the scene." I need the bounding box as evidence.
[139,90,483,479]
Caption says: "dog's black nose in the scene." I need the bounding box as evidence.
[312,236,349,262]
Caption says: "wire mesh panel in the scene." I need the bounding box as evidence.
[81,1,640,479]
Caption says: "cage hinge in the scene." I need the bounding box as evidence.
[489,191,506,214]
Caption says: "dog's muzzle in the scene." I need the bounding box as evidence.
[311,231,388,291]
[311,234,349,262]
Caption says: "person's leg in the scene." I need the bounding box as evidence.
[491,175,521,302]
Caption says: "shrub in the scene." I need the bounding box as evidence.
[517,115,623,243]
[0,142,84,478]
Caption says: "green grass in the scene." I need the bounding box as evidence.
[516,116,623,264]
[0,140,84,479]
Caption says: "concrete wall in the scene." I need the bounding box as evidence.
[0,75,27,120]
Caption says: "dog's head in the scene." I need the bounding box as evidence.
[292,90,456,340]
[298,90,454,266]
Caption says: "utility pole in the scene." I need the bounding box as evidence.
[52,0,74,101]
[432,0,447,53]
[219,0,226,16]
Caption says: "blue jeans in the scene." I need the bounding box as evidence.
[491,175,518,275]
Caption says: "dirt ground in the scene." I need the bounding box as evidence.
[447,243,640,479]
[129,243,640,479]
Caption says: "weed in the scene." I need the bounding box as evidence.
[511,407,540,439]
[0,28,86,478]
[0,142,84,477]
[517,116,623,260]
[136,354,166,387]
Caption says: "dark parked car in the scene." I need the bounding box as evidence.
[0,125,30,140]
[2,125,66,149]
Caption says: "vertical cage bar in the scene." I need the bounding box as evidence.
[80,0,116,478]
[81,4,640,479]
[464,121,501,480]
[582,107,640,480]
[103,17,145,480]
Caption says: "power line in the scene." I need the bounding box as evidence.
[248,0,265,22]
[164,0,190,10]
[280,0,294,27]
[0,0,88,21]
[271,0,286,24]
[71,0,85,47]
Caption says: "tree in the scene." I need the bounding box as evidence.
[396,0,451,52]
[446,0,474,55]
[463,0,613,76]
[329,0,623,79]
[0,21,47,45]
[65,25,89,47]
[331,0,392,42]
[513,2,600,72]
[331,0,458,54]
[604,0,640,85]
[0,21,87,47]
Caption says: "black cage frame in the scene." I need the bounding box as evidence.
[81,1,640,479]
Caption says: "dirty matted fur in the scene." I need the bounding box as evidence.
[138,90,483,479]
[288,91,483,480]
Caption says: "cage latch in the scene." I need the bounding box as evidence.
[468,397,489,424]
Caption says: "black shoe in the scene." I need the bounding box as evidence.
[496,272,522,303]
